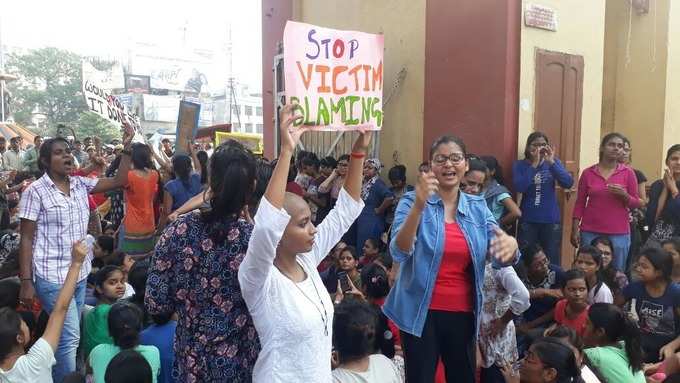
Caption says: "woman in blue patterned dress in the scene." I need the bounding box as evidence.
[145,140,260,382]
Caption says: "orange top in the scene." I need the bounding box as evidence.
[123,170,159,234]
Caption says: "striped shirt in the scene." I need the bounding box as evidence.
[18,173,98,283]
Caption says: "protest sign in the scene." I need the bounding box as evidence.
[283,21,384,131]
[175,100,201,155]
[215,132,263,155]
[82,61,144,142]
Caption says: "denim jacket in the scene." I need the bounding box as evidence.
[383,190,515,337]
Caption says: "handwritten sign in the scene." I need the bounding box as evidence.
[82,61,143,141]
[283,21,384,131]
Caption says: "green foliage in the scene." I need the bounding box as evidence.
[5,47,122,142]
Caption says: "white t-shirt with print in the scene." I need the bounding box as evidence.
[332,354,402,383]
[0,338,55,383]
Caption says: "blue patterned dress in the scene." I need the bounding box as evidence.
[145,212,260,382]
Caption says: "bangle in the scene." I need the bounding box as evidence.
[351,152,366,159]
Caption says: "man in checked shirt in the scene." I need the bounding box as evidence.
[17,124,134,383]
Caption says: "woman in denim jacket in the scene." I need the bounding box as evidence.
[383,136,519,383]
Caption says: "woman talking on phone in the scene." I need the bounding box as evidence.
[513,132,573,266]
[382,135,519,383]
[571,133,640,272]
[238,104,370,382]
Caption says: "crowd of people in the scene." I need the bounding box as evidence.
[0,105,679,383]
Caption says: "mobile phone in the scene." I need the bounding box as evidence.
[540,147,548,156]
[337,271,351,293]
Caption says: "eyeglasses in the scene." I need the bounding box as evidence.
[432,153,465,166]
[530,142,548,148]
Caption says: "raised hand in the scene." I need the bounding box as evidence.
[279,104,305,153]
[352,130,372,154]
[664,168,679,196]
[415,171,439,207]
[72,239,88,264]
[544,145,556,165]
[490,227,518,263]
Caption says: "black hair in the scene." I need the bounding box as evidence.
[171,154,193,188]
[387,165,407,182]
[521,243,545,268]
[196,150,209,185]
[0,279,20,309]
[320,156,337,169]
[429,135,467,159]
[576,245,604,293]
[161,138,171,144]
[364,238,382,253]
[333,300,378,364]
[130,143,153,170]
[150,312,174,326]
[127,263,148,305]
[360,263,390,300]
[301,155,320,170]
[577,245,603,269]
[337,154,350,163]
[531,337,581,382]
[590,236,619,293]
[0,307,23,361]
[102,251,128,268]
[665,373,680,383]
[562,268,586,288]
[377,252,393,270]
[599,132,626,161]
[340,246,359,261]
[663,237,680,254]
[108,301,143,349]
[544,325,583,354]
[666,144,680,162]
[104,349,152,383]
[38,137,71,172]
[479,155,505,185]
[524,131,550,160]
[466,158,488,176]
[587,303,643,372]
[639,247,673,281]
[203,140,256,223]
[97,235,115,255]
[94,265,123,299]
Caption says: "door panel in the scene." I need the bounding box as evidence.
[535,49,583,269]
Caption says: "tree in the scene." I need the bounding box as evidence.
[5,48,126,142]
[6,47,86,136]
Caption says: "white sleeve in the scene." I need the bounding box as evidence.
[17,338,56,372]
[595,283,614,304]
[238,196,291,308]
[497,266,531,315]
[304,187,364,266]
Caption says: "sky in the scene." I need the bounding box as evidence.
[0,0,263,92]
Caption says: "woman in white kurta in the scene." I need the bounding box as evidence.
[238,104,371,382]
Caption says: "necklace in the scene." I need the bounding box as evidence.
[277,261,329,336]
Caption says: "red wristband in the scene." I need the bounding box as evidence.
[351,152,366,159]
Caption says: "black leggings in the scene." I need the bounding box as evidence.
[401,310,475,383]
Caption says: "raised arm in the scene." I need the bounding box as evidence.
[169,188,212,222]
[91,123,133,194]
[42,241,87,350]
[392,171,439,258]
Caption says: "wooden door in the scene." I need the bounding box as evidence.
[534,49,583,269]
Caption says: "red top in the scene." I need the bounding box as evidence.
[554,299,589,337]
[286,181,305,197]
[429,222,473,312]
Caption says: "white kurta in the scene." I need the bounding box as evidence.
[239,188,364,383]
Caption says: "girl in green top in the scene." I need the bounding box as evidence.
[83,266,125,357]
[582,303,645,382]
[89,301,160,383]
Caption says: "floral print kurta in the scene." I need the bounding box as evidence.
[145,212,260,382]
